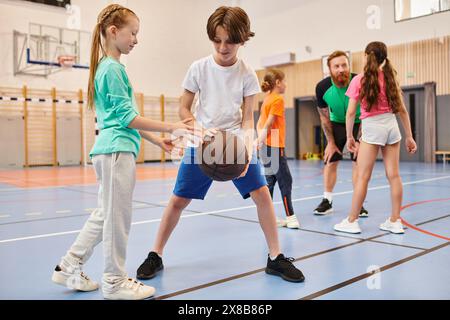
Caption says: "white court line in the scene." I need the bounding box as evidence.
[132,203,150,209]
[55,210,71,214]
[25,212,42,216]
[0,214,11,219]
[0,188,25,192]
[0,175,449,244]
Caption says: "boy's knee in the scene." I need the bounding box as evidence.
[170,195,191,211]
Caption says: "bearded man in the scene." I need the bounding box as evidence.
[313,51,368,217]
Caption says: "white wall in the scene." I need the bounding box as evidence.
[0,0,108,91]
[0,0,230,96]
[1,0,449,95]
[239,0,450,69]
[125,0,231,96]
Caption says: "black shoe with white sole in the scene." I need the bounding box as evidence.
[136,251,164,280]
[313,198,333,215]
[265,254,305,283]
[359,206,369,218]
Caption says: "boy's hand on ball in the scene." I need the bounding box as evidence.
[237,153,252,179]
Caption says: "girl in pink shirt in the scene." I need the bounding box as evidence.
[334,41,417,235]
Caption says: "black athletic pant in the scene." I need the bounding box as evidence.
[260,145,294,217]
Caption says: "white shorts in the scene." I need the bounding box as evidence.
[361,113,402,146]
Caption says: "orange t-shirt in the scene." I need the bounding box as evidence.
[257,93,286,148]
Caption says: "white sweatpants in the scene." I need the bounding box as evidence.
[60,152,136,292]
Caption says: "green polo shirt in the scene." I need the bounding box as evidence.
[315,73,361,124]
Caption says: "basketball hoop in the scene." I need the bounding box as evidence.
[57,55,76,68]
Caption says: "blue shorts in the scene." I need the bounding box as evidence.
[173,148,268,200]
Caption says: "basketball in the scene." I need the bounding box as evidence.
[197,130,249,181]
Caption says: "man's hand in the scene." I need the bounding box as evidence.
[324,142,342,164]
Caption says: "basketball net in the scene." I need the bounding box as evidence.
[57,55,76,69]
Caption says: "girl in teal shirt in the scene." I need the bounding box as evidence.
[52,4,194,300]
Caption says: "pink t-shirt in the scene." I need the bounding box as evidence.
[346,71,393,120]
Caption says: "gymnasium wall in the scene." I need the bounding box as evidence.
[1,0,449,98]
[239,0,450,70]
[0,0,231,97]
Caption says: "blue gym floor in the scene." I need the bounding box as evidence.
[0,160,449,300]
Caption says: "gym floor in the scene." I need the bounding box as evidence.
[0,159,449,300]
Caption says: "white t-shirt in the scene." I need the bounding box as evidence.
[182,55,261,133]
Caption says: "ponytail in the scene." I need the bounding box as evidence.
[382,58,402,114]
[261,69,285,92]
[87,23,105,110]
[360,52,380,112]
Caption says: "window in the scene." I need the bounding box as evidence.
[21,0,71,9]
[395,0,450,22]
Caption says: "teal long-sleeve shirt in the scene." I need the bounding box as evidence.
[90,57,141,158]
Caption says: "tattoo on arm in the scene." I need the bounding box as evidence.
[317,107,335,144]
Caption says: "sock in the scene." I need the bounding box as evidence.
[152,251,162,258]
[324,192,333,202]
[269,255,278,261]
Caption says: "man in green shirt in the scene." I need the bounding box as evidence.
[314,51,368,217]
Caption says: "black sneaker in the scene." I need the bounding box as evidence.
[265,254,305,283]
[359,206,369,218]
[313,198,333,215]
[136,251,164,280]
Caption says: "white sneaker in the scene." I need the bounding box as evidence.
[334,218,361,234]
[103,278,155,300]
[380,218,405,234]
[286,215,300,229]
[276,217,287,227]
[52,265,99,292]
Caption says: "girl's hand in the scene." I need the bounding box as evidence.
[169,118,203,147]
[158,137,184,157]
[158,137,174,153]
[254,137,264,151]
[405,137,417,154]
[346,136,357,153]
[170,118,199,136]
[353,141,360,158]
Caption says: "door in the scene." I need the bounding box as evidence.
[0,115,24,168]
[399,86,425,162]
[57,115,81,166]
[295,97,322,159]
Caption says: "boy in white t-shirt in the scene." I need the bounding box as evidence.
[136,6,305,283]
